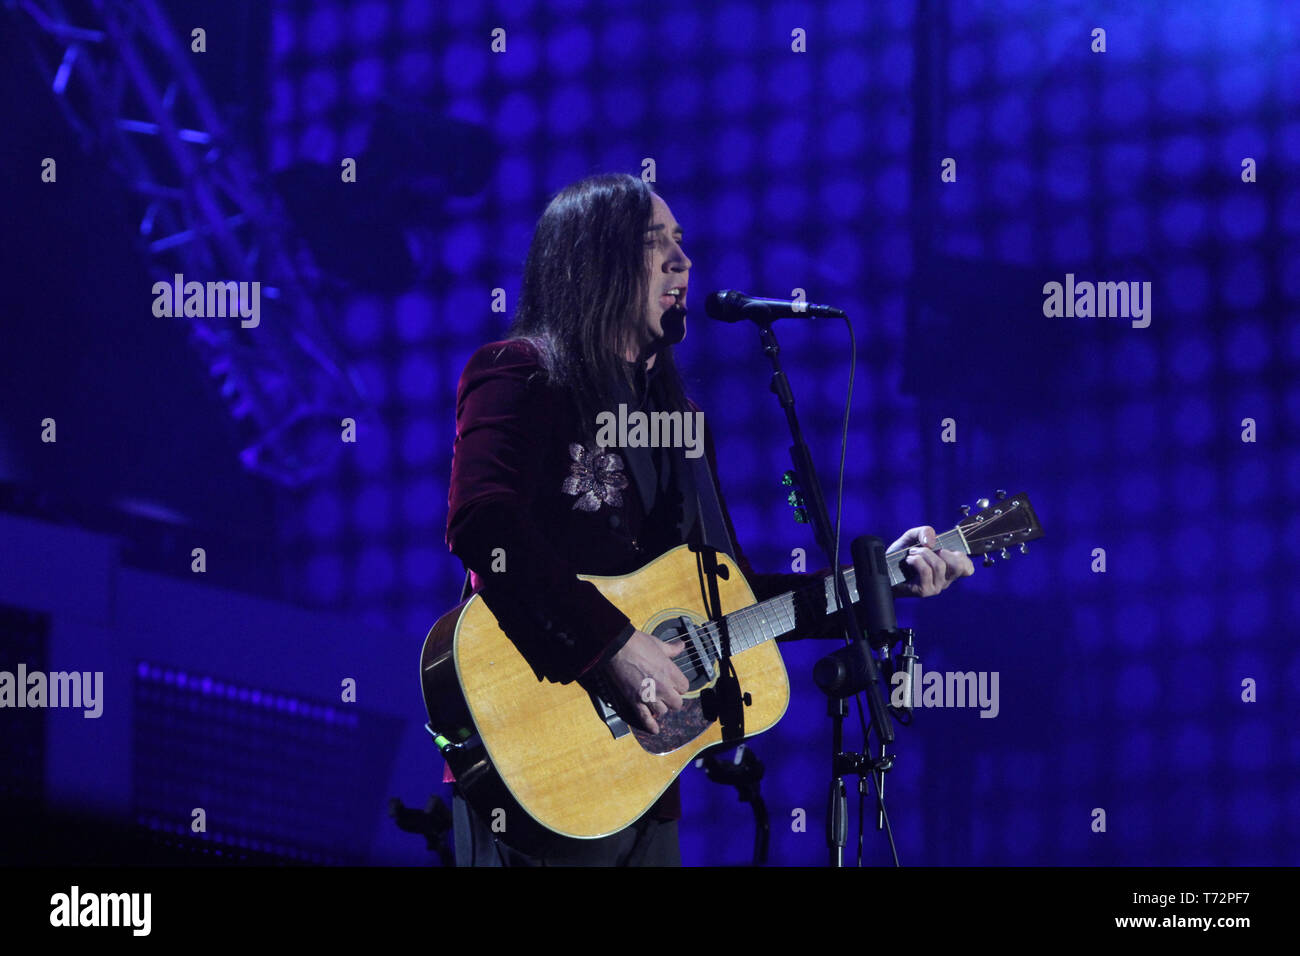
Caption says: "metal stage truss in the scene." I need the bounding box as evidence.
[9,0,371,487]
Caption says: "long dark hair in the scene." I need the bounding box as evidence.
[507,173,692,442]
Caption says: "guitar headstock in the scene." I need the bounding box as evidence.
[957,491,1043,560]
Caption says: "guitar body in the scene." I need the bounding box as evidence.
[420,544,790,848]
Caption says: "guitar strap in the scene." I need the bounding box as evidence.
[686,446,737,562]
[458,444,738,605]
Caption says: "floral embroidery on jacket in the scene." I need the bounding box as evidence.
[561,442,629,512]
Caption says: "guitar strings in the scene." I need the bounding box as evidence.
[651,528,1008,676]
[633,516,1032,677]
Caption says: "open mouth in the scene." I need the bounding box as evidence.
[660,287,686,309]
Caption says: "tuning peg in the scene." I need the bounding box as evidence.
[793,507,809,524]
[996,489,1007,500]
[787,490,800,506]
[960,504,971,516]
[976,497,990,510]
[1019,542,1029,554]
[983,553,995,567]
[781,471,796,487]
[1000,547,1009,559]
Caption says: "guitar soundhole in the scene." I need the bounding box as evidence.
[651,617,715,693]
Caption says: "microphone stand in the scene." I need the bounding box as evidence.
[696,743,770,865]
[749,319,897,867]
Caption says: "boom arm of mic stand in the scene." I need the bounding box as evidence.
[755,321,894,747]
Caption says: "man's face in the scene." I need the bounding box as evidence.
[632,192,692,362]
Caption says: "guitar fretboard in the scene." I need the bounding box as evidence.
[686,527,967,658]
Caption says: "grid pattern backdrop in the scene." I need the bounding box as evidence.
[262,0,1297,865]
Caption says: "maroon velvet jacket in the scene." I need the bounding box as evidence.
[444,338,839,821]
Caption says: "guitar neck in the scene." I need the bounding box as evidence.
[876,526,968,591]
[705,526,969,655]
[685,493,1041,660]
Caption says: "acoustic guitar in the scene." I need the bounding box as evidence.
[420,492,1042,851]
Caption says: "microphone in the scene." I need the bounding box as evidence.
[705,289,847,323]
[850,535,898,645]
[811,535,898,698]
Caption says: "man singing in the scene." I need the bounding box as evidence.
[444,173,972,865]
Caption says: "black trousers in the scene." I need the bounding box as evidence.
[452,789,680,866]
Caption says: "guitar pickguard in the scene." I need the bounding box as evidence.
[629,696,713,755]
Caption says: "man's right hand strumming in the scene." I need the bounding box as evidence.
[605,630,689,734]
